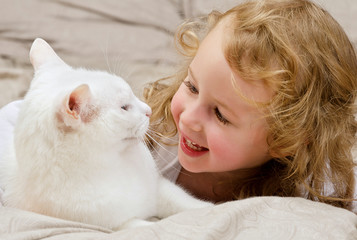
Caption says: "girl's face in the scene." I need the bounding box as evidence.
[171,21,273,173]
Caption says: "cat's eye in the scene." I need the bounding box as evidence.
[121,105,129,111]
[184,81,198,94]
[214,107,229,125]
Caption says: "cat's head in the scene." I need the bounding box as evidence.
[23,38,152,150]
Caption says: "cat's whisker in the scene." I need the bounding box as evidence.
[113,56,128,78]
[147,135,178,145]
[146,128,178,144]
[145,133,177,158]
[145,135,178,163]
[100,39,113,74]
[145,134,192,177]
[114,56,122,76]
[140,135,149,148]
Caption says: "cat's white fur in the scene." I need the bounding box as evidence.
[0,38,211,229]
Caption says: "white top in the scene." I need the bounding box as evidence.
[150,135,181,182]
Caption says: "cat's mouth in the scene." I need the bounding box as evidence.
[123,137,138,141]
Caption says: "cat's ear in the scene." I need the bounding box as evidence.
[30,38,66,71]
[60,84,94,128]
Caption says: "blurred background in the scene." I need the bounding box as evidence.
[0,0,356,107]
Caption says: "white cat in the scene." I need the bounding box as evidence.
[0,38,211,230]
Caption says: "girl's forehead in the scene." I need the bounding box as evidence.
[190,19,273,104]
[190,20,228,79]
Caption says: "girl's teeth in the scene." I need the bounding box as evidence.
[186,139,204,151]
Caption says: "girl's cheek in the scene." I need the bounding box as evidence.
[208,132,246,169]
[170,89,183,125]
[208,132,231,159]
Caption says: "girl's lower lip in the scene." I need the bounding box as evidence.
[180,135,208,158]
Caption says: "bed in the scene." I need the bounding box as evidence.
[0,0,356,239]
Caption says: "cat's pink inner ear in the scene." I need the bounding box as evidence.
[64,84,92,124]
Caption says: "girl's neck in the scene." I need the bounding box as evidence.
[176,168,236,203]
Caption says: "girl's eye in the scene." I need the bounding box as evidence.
[184,81,198,94]
[214,107,229,125]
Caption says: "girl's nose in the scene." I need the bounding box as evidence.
[180,106,203,132]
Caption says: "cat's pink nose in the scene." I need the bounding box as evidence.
[146,108,152,118]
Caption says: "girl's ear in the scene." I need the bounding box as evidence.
[29,38,66,71]
[59,84,93,128]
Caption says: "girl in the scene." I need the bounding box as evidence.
[144,0,357,211]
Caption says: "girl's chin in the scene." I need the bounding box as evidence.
[177,151,206,173]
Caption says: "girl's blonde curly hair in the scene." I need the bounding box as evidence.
[144,0,357,210]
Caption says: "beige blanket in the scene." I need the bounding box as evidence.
[1,197,356,240]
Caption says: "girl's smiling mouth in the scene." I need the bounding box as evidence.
[180,134,209,157]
